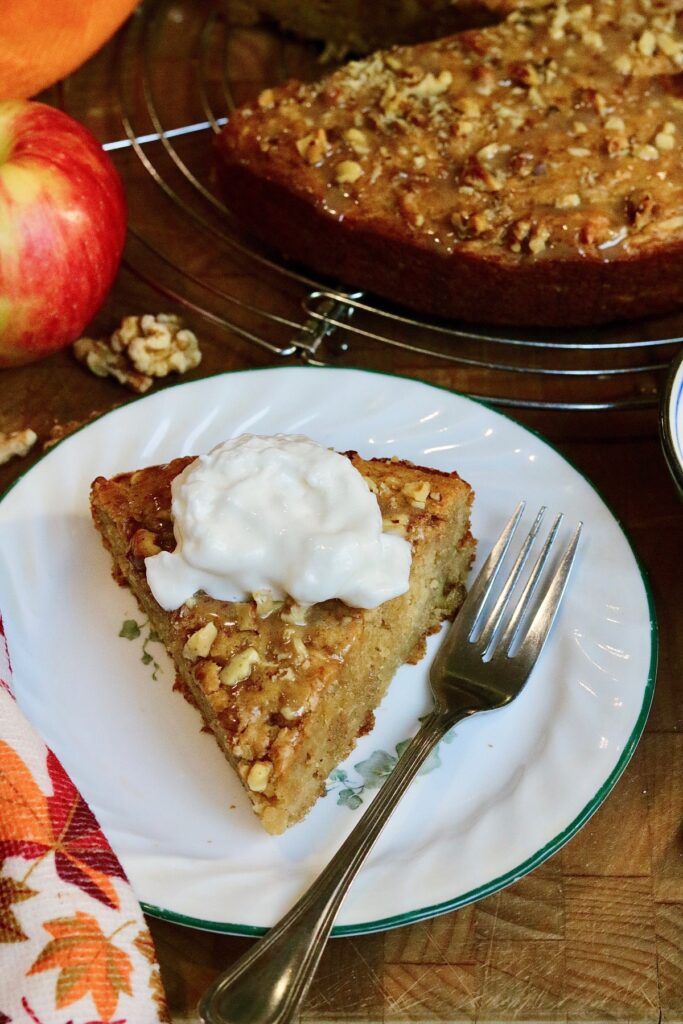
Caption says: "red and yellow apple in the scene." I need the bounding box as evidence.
[0,100,126,367]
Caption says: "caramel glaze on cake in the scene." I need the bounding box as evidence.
[90,453,475,834]
[216,0,683,327]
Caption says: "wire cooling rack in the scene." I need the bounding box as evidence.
[56,0,683,411]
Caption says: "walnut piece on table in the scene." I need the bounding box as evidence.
[111,314,202,377]
[73,337,154,394]
[73,313,202,393]
[0,429,38,467]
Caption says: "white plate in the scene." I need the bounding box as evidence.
[0,367,655,935]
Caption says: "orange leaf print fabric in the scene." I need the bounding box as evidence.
[0,742,126,909]
[0,615,169,1023]
[29,912,133,1022]
[0,740,52,856]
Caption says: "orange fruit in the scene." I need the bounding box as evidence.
[0,0,139,101]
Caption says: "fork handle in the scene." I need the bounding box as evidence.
[199,708,464,1024]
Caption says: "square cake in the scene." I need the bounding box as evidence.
[90,449,475,833]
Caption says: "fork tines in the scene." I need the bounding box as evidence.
[460,502,582,663]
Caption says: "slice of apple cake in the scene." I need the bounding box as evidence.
[90,442,475,833]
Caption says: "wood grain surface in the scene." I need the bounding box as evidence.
[2,6,682,1020]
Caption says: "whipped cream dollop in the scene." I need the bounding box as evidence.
[145,433,412,611]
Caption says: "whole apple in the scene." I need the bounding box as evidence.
[0,100,126,367]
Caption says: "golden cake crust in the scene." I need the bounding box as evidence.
[90,451,476,833]
[216,0,683,326]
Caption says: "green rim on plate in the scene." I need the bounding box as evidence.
[0,364,658,937]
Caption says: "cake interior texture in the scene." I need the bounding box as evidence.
[90,452,475,834]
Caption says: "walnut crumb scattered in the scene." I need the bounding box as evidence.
[0,429,38,467]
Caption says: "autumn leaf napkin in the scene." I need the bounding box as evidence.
[0,618,169,1024]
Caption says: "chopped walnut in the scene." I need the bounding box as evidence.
[111,314,202,378]
[410,69,452,98]
[509,61,542,87]
[655,122,676,151]
[287,633,309,666]
[183,622,218,661]
[402,480,430,503]
[635,144,660,161]
[280,705,304,722]
[627,190,658,230]
[382,513,409,536]
[0,429,37,467]
[556,193,581,209]
[296,128,330,164]
[637,29,657,57]
[73,337,153,394]
[74,313,201,392]
[528,224,551,255]
[257,89,275,109]
[220,647,260,687]
[581,29,604,50]
[579,215,614,246]
[343,127,370,155]
[129,528,161,558]
[281,602,310,626]
[335,160,363,184]
[476,143,499,161]
[451,209,489,238]
[605,133,629,157]
[253,590,284,619]
[246,761,272,793]
[613,54,633,75]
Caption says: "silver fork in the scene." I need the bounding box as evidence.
[199,502,582,1024]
